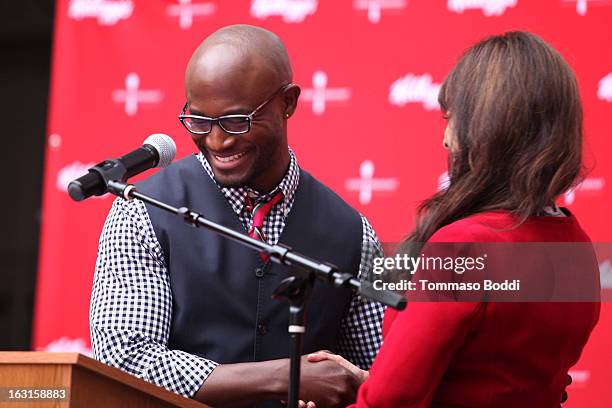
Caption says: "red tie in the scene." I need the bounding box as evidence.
[246,191,283,261]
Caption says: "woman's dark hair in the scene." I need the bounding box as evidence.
[407,31,584,244]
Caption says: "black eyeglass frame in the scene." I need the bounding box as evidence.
[178,83,292,135]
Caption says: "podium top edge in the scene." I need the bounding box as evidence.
[0,352,85,364]
[0,352,210,407]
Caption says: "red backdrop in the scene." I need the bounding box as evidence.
[35,0,612,406]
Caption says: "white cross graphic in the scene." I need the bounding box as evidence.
[598,73,612,102]
[301,71,351,115]
[166,0,216,29]
[111,73,163,116]
[353,0,407,23]
[561,0,612,15]
[48,133,62,150]
[345,160,399,205]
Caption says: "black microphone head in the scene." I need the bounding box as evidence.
[143,133,176,168]
[67,134,176,202]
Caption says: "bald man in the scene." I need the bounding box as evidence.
[91,25,384,408]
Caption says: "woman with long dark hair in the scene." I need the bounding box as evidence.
[308,31,601,407]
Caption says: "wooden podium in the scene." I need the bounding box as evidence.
[0,352,211,407]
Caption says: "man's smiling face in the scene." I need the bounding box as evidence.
[185,41,296,192]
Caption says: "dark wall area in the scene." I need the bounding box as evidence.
[0,1,54,349]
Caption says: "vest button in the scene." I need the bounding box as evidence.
[257,323,268,335]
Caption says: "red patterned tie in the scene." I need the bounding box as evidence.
[246,191,283,261]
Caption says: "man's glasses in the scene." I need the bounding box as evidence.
[179,84,291,135]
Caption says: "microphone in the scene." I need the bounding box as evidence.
[68,133,176,202]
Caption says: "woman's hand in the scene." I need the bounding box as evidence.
[280,353,362,408]
[307,350,369,385]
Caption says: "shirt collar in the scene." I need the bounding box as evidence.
[196,148,300,216]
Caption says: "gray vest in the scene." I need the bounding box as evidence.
[137,155,363,405]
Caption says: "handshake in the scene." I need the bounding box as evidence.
[292,351,369,408]
[196,350,370,408]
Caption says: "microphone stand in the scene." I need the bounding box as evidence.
[106,180,406,408]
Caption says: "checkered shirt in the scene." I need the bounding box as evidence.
[90,149,385,398]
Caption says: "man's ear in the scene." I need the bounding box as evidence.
[283,84,301,118]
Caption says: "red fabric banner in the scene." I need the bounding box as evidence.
[35,1,612,406]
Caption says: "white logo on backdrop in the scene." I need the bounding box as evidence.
[111,73,163,116]
[561,0,612,16]
[301,71,351,115]
[166,0,216,29]
[389,73,441,111]
[250,0,318,23]
[68,0,134,25]
[447,0,517,16]
[48,134,63,150]
[438,171,450,191]
[353,0,407,23]
[43,337,92,356]
[598,73,612,102]
[568,369,591,386]
[599,259,612,289]
[345,161,399,205]
[563,177,606,205]
[440,172,604,209]
[57,161,96,194]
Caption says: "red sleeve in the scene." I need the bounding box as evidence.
[349,223,487,408]
[349,301,484,408]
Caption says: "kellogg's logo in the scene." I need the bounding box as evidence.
[563,177,606,205]
[68,0,134,25]
[250,0,318,23]
[389,73,441,110]
[447,0,517,16]
[42,337,92,356]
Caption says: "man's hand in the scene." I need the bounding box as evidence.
[195,355,361,408]
[299,355,361,407]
